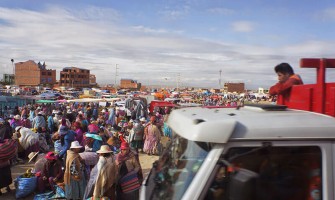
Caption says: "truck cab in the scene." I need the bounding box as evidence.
[140,58,335,200]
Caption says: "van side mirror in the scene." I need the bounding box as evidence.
[229,168,259,200]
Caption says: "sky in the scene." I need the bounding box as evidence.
[0,0,335,90]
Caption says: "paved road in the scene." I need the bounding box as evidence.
[1,153,159,200]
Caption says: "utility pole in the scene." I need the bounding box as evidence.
[115,64,119,88]
[176,73,180,91]
[219,69,222,89]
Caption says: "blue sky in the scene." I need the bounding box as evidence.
[0,0,335,89]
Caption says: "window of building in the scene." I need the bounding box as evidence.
[48,72,51,76]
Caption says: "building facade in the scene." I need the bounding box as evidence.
[2,74,15,85]
[120,79,141,90]
[15,60,56,87]
[59,67,90,88]
[223,82,245,93]
[89,74,97,86]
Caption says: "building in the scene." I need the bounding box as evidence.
[223,82,245,93]
[2,74,15,85]
[89,74,97,86]
[15,60,56,87]
[59,67,90,88]
[120,79,141,90]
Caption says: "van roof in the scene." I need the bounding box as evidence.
[167,104,335,143]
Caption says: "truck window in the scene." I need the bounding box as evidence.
[202,146,321,200]
[150,135,210,200]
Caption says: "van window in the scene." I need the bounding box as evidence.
[202,146,321,200]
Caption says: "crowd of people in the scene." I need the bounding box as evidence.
[0,100,173,199]
[0,62,303,199]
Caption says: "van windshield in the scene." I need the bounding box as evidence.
[149,135,210,200]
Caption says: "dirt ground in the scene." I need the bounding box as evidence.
[1,153,159,200]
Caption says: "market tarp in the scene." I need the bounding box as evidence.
[36,99,57,104]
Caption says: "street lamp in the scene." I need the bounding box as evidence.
[11,59,14,74]
[11,59,15,85]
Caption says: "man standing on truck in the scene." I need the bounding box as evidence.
[269,63,303,104]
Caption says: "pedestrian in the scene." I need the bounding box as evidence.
[47,113,55,137]
[73,121,84,146]
[143,116,161,155]
[58,125,76,160]
[17,127,39,158]
[64,141,87,199]
[0,118,12,140]
[21,114,31,128]
[11,115,22,130]
[131,119,145,152]
[37,152,63,193]
[269,63,303,104]
[115,142,142,200]
[32,111,46,130]
[84,145,117,199]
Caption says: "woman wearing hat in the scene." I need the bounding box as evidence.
[115,142,142,200]
[64,141,87,200]
[32,111,47,130]
[143,116,162,155]
[10,115,23,130]
[84,124,103,152]
[72,121,84,146]
[84,145,117,199]
[37,151,63,193]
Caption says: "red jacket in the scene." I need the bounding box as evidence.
[269,74,303,104]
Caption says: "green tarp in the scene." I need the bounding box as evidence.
[36,99,56,104]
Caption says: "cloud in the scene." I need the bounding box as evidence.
[207,7,235,15]
[158,5,190,21]
[0,5,334,90]
[315,7,335,21]
[231,21,256,32]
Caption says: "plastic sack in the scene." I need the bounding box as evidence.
[15,175,37,198]
[33,185,65,200]
[33,190,54,200]
[51,185,65,199]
